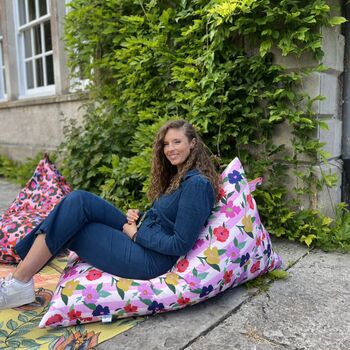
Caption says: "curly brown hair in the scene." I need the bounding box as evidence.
[148,120,220,201]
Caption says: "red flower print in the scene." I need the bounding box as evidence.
[45,313,63,326]
[247,194,254,209]
[223,270,233,284]
[213,226,229,242]
[176,259,189,273]
[86,269,102,281]
[250,261,261,273]
[124,304,138,313]
[68,309,82,320]
[218,188,226,200]
[256,236,262,247]
[178,297,190,305]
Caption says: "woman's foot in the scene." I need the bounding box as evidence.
[0,274,35,309]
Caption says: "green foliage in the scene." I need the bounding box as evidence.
[245,269,289,292]
[0,153,50,187]
[58,0,349,250]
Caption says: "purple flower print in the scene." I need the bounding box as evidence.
[148,300,165,313]
[228,170,243,184]
[240,252,250,267]
[138,284,154,298]
[226,243,240,260]
[92,305,110,316]
[193,239,205,250]
[220,201,241,218]
[82,286,99,304]
[184,274,201,290]
[199,285,213,298]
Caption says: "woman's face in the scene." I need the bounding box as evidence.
[163,128,195,169]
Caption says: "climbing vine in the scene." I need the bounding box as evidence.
[58,0,349,251]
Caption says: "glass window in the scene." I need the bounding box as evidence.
[17,0,54,93]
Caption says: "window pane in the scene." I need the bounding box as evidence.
[35,58,44,86]
[44,21,52,52]
[46,54,54,85]
[26,61,34,89]
[28,0,36,21]
[18,0,26,25]
[34,25,42,54]
[39,0,47,16]
[24,29,32,58]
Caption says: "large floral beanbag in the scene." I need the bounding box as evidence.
[39,157,282,328]
[0,155,71,263]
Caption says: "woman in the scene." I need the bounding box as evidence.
[0,120,220,309]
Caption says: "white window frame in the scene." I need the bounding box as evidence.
[14,0,55,98]
[0,33,7,101]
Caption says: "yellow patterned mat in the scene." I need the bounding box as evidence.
[0,255,142,349]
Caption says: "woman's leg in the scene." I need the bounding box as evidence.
[15,190,127,260]
[13,234,51,282]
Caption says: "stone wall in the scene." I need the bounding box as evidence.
[0,94,86,161]
[271,0,345,216]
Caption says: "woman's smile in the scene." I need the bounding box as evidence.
[163,128,195,169]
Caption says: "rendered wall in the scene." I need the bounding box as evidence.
[0,94,86,161]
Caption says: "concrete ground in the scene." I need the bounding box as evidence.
[1,178,349,350]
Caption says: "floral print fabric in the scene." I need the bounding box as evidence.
[0,155,71,263]
[39,157,282,328]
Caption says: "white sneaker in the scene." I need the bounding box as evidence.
[0,274,35,309]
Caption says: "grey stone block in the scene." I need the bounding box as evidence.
[313,159,343,217]
[318,118,342,159]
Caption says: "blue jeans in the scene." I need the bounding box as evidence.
[15,190,177,279]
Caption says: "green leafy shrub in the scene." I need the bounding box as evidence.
[6,0,344,251]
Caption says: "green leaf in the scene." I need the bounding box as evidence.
[328,16,347,26]
[209,263,221,272]
[61,293,68,306]
[166,283,176,294]
[76,284,85,290]
[18,314,29,323]
[99,291,112,298]
[259,40,272,57]
[6,320,18,331]
[117,286,125,300]
[21,339,40,347]
[96,283,103,292]
[83,302,96,310]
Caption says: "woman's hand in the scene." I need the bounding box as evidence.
[126,209,140,224]
[123,222,138,240]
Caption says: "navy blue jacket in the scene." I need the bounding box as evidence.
[135,170,215,256]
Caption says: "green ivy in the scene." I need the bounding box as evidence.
[7,0,347,251]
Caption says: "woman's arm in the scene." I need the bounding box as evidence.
[135,177,215,256]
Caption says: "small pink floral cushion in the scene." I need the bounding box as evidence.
[39,157,282,328]
[0,155,71,263]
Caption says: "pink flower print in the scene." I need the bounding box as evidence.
[138,285,154,298]
[226,243,240,260]
[82,286,99,303]
[184,274,201,289]
[220,201,241,218]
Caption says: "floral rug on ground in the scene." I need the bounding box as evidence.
[0,254,142,349]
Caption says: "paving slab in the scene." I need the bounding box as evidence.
[98,240,310,350]
[0,178,20,213]
[185,248,350,350]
